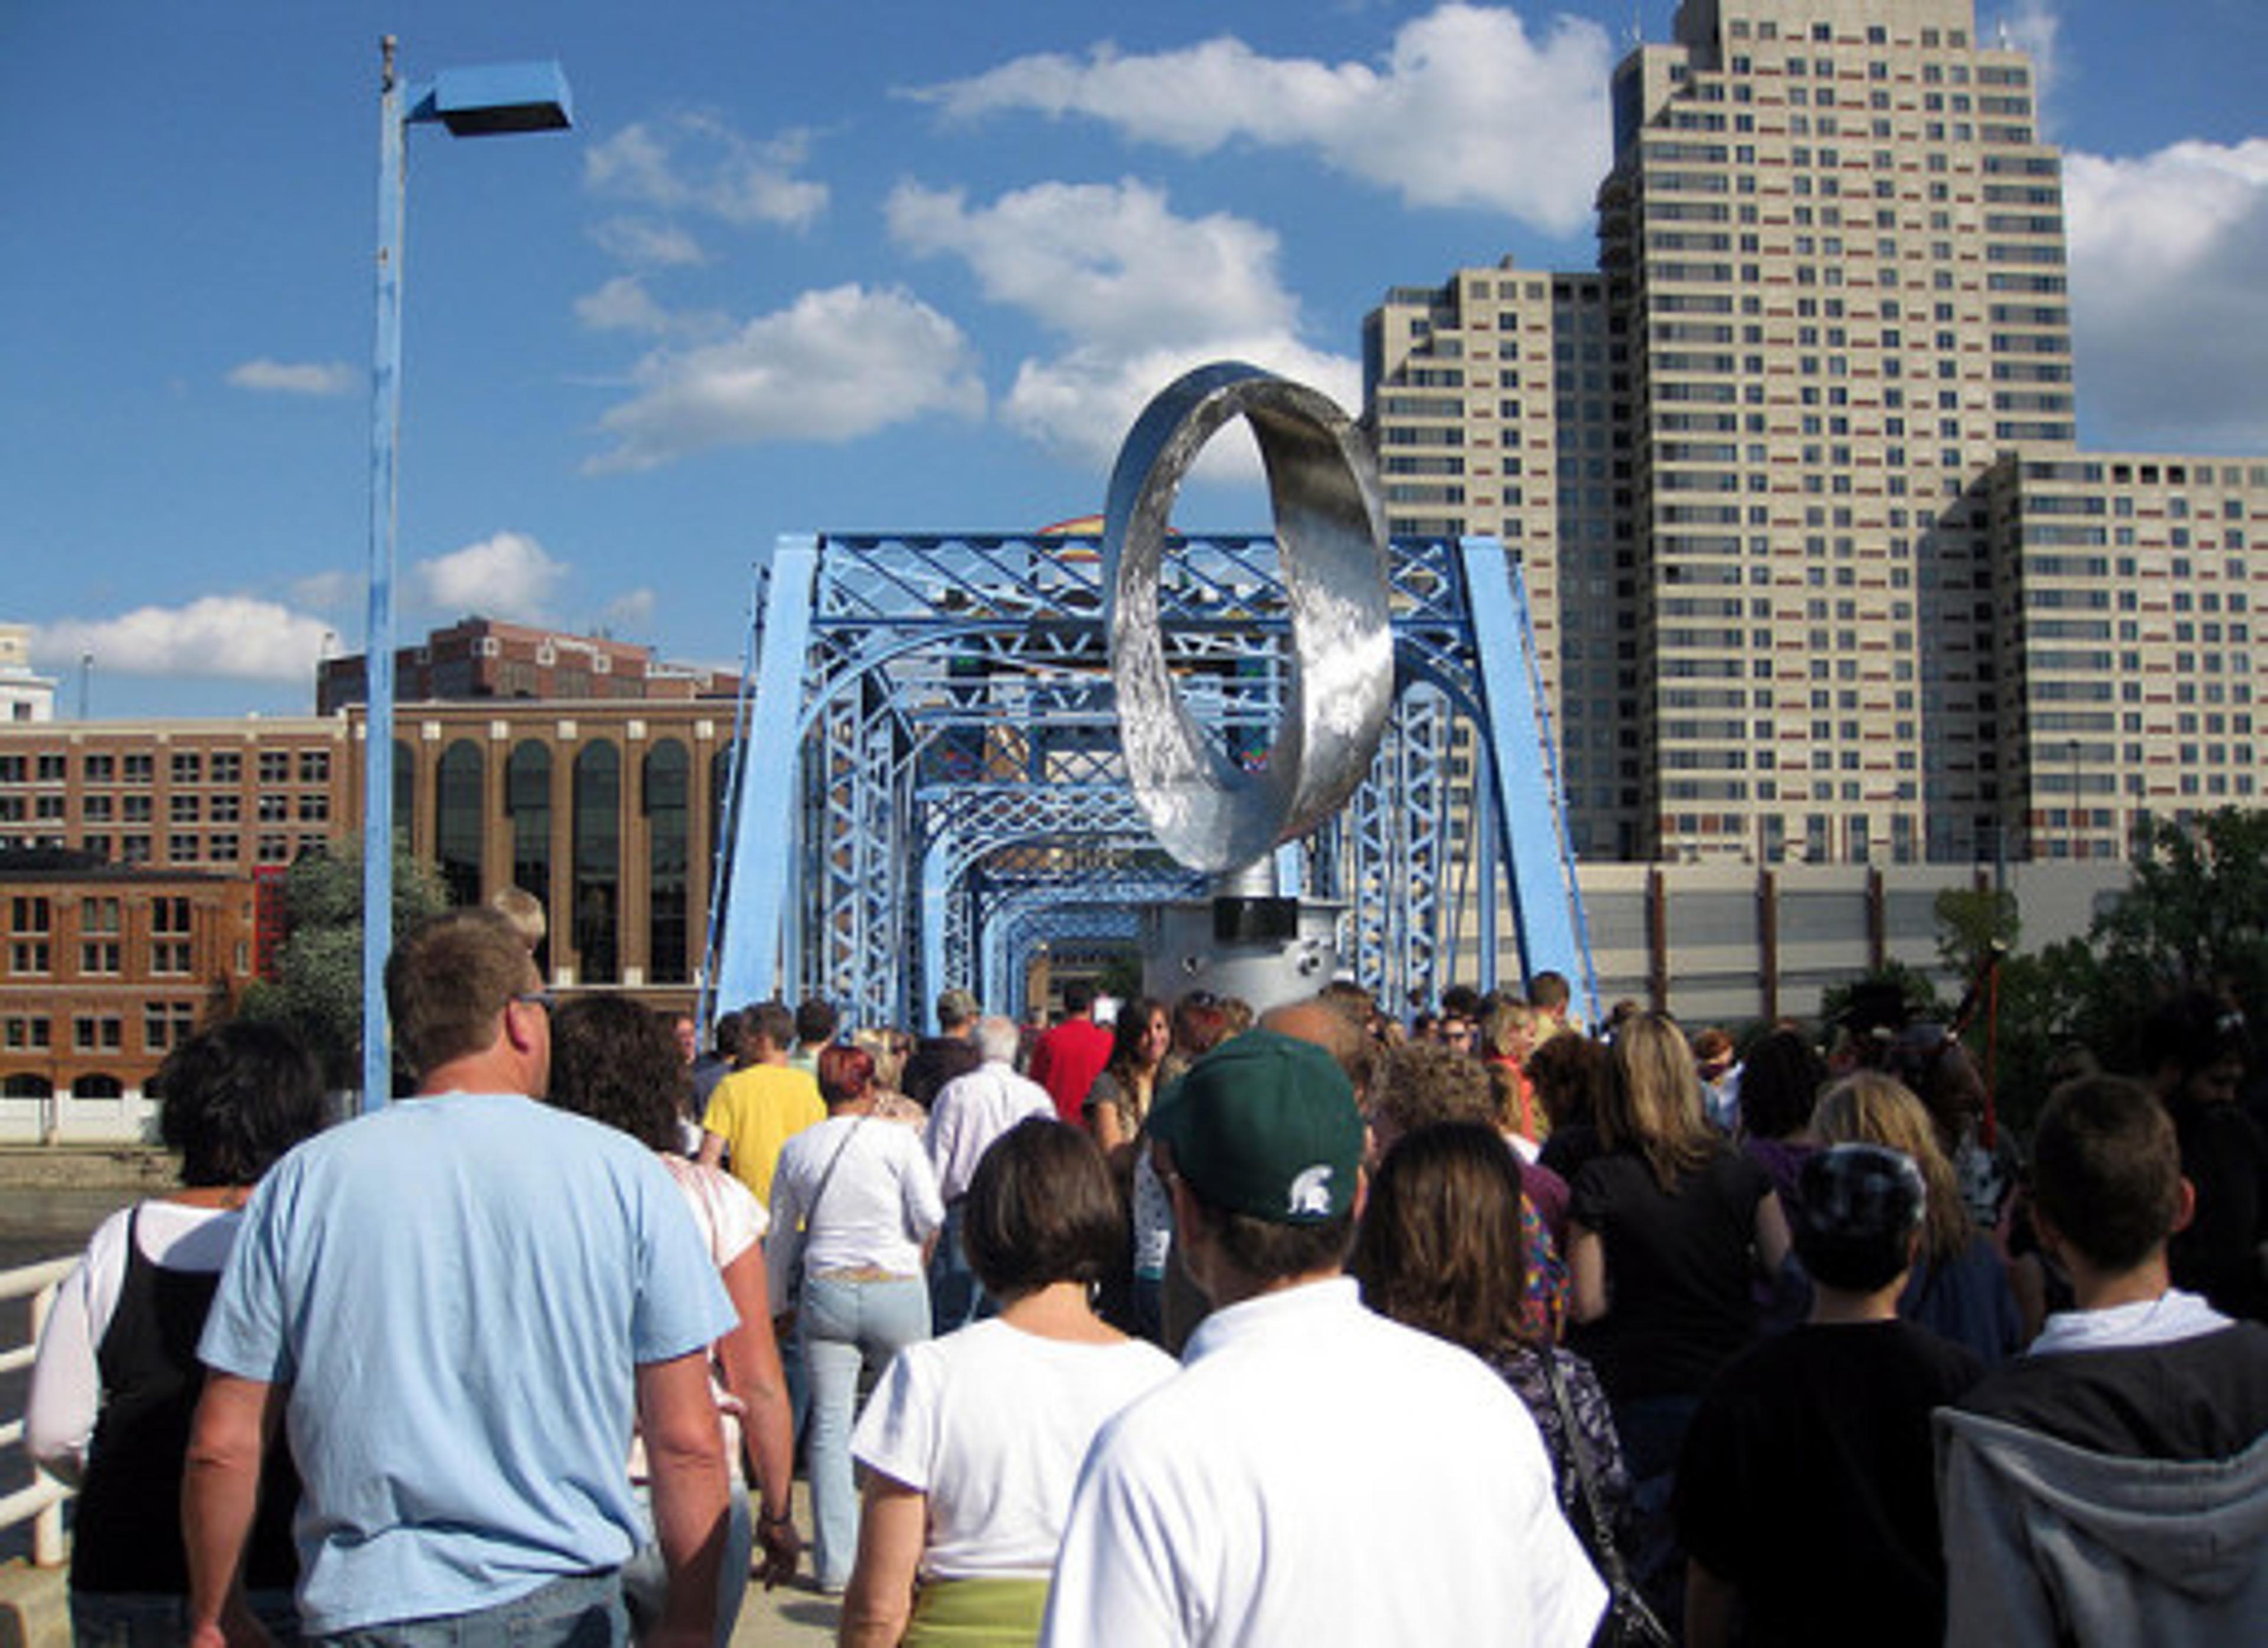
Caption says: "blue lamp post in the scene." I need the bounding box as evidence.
[363,37,571,1110]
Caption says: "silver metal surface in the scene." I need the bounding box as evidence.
[1102,362,1393,874]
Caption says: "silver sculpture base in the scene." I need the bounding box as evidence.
[1139,897,1342,1017]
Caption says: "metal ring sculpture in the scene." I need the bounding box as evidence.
[1102,362,1394,875]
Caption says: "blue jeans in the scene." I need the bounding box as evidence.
[801,1272,930,1590]
[621,1482,752,1648]
[926,1202,996,1334]
[72,1591,299,1648]
[305,1570,625,1648]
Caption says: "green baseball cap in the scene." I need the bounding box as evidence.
[1148,1028,1363,1224]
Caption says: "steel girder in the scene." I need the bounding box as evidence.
[707,532,1592,1030]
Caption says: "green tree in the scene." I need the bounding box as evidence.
[239,837,450,1089]
[2060,808,2268,1072]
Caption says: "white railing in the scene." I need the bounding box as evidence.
[1,1255,76,1566]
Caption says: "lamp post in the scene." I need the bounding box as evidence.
[363,38,571,1110]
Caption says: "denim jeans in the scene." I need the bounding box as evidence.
[621,1481,752,1648]
[305,1569,625,1648]
[801,1272,931,1590]
[72,1590,299,1648]
[925,1202,995,1334]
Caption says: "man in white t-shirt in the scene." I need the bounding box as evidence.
[926,1016,1055,1329]
[1041,1030,1605,1647]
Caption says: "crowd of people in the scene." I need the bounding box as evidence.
[23,910,2268,1647]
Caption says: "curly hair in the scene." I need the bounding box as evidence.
[546,995,687,1153]
[154,1019,327,1187]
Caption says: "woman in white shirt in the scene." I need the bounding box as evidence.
[768,1043,946,1594]
[27,1020,328,1648]
[839,1118,1177,1646]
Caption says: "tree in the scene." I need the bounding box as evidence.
[239,837,450,1089]
[2045,808,2268,1075]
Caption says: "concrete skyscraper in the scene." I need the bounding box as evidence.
[1367,0,2264,867]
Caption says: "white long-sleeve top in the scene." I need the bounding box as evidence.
[767,1114,944,1303]
[24,1198,243,1485]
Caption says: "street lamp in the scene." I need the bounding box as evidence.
[363,37,571,1110]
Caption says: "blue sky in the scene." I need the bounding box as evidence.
[5,1,2263,719]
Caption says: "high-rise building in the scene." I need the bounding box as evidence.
[1366,0,2264,866]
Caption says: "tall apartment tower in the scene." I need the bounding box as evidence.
[1611,0,2067,867]
[1371,0,2099,865]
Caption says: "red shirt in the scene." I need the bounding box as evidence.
[1028,1016,1114,1125]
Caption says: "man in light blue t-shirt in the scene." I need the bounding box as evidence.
[184,909,737,1648]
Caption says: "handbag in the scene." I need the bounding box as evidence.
[1537,1347,1675,1648]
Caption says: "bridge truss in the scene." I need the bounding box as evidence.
[703,532,1594,1030]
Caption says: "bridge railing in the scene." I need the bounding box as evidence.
[0,1256,74,1567]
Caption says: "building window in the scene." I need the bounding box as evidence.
[644,739,689,985]
[300,750,331,784]
[171,794,202,823]
[144,1000,197,1053]
[208,833,240,864]
[436,739,485,907]
[83,753,115,784]
[8,940,49,975]
[171,752,202,784]
[152,896,191,934]
[298,793,330,823]
[151,938,193,975]
[10,896,50,934]
[210,751,241,784]
[73,1016,123,1052]
[507,740,553,975]
[82,896,120,934]
[168,834,199,864]
[258,834,291,864]
[259,752,291,784]
[123,753,153,784]
[80,941,121,975]
[573,741,621,986]
[4,1016,52,1050]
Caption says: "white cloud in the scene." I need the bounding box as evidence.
[2065,139,2268,450]
[584,115,827,231]
[598,588,658,635]
[575,275,677,335]
[587,283,986,472]
[589,217,708,269]
[227,358,355,396]
[888,178,1358,474]
[905,4,1612,234]
[888,180,1296,348]
[31,597,335,681]
[410,531,570,622]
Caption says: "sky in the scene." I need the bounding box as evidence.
[4,0,2264,720]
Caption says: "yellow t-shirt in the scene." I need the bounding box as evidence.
[701,1063,826,1208]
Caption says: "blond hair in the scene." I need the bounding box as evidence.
[1602,1011,1720,1190]
[1812,1071,1971,1267]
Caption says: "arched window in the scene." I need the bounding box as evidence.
[573,741,621,985]
[435,740,484,906]
[507,740,552,973]
[392,739,415,847]
[72,1073,124,1099]
[644,740,689,985]
[2,1073,54,1098]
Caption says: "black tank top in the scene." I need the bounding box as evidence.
[71,1204,300,1596]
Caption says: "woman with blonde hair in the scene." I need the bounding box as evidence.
[1811,1072,2023,1363]
[1564,1010,1790,1626]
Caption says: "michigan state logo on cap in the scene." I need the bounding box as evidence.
[1286,1164,1337,1218]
